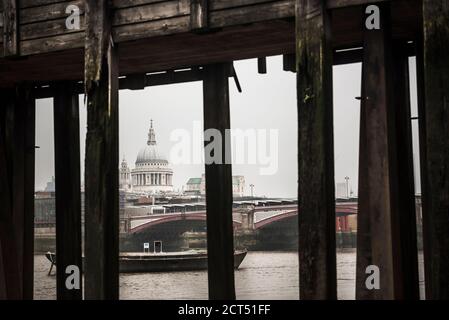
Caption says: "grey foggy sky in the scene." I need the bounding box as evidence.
[35,56,421,198]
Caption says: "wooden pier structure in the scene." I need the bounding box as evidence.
[0,0,448,300]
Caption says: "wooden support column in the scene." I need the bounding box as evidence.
[202,63,235,300]
[391,42,419,299]
[0,90,21,300]
[84,0,120,300]
[421,0,449,300]
[20,85,36,301]
[53,82,82,300]
[0,86,35,300]
[356,2,395,300]
[296,0,336,300]
[356,3,419,299]
[2,0,19,57]
[11,89,25,300]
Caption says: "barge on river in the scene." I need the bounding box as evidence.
[46,250,247,274]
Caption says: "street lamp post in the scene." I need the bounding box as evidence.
[344,176,350,199]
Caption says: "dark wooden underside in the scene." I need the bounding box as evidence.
[0,0,420,88]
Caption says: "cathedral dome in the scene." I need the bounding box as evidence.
[135,120,168,165]
[136,145,168,165]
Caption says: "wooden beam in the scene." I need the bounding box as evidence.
[125,74,146,90]
[191,0,209,32]
[2,0,19,56]
[296,0,336,300]
[84,0,119,300]
[33,67,214,99]
[202,62,235,300]
[53,81,82,300]
[327,0,387,9]
[283,53,296,72]
[257,57,267,74]
[333,43,415,66]
[421,0,449,300]
[356,3,419,299]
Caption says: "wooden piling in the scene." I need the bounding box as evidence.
[53,82,82,300]
[84,0,120,300]
[356,2,396,299]
[202,63,235,300]
[0,89,21,299]
[0,85,35,300]
[296,0,336,300]
[390,42,419,300]
[12,86,26,300]
[356,3,419,299]
[421,0,449,300]
[19,85,36,300]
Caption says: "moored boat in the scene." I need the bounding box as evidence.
[45,249,247,273]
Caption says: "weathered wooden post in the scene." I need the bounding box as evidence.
[84,0,120,300]
[391,42,419,299]
[420,0,449,300]
[0,85,35,300]
[20,85,36,301]
[356,3,419,299]
[53,82,83,300]
[296,0,336,299]
[202,63,235,300]
[0,90,21,300]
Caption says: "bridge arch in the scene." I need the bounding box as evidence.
[254,204,357,229]
[130,213,242,234]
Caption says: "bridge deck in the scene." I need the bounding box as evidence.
[0,0,420,87]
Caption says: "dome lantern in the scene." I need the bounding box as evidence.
[147,119,156,146]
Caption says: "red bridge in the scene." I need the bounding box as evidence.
[125,203,358,234]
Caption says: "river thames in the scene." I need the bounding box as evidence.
[33,250,424,300]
